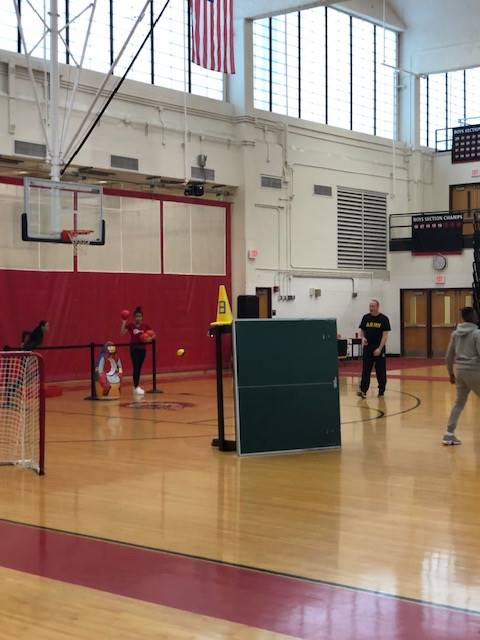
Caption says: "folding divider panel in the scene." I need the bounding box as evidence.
[234,319,341,455]
[163,202,192,274]
[191,205,226,275]
[121,198,161,274]
[163,202,226,275]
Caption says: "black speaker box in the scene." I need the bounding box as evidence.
[237,295,259,319]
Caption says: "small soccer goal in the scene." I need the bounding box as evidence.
[0,352,45,475]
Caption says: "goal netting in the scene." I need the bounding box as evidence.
[0,352,45,475]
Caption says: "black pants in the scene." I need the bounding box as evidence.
[360,349,387,393]
[130,346,146,388]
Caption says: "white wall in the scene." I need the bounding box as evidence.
[256,271,391,342]
[397,0,480,74]
[387,252,473,352]
[411,149,480,213]
[238,0,405,29]
[390,0,480,353]
[397,0,480,146]
[239,0,349,20]
[240,104,448,344]
[334,0,405,30]
[430,154,480,209]
[0,57,241,187]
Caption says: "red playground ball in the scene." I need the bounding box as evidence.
[120,309,130,320]
[145,329,156,338]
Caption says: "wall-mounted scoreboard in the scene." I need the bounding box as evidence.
[452,125,480,164]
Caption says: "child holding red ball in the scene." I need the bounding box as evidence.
[120,306,155,395]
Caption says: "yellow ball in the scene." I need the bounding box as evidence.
[176,348,185,357]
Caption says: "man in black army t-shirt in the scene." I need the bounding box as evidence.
[357,300,391,398]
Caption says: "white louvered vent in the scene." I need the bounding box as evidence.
[314,184,333,197]
[261,175,282,189]
[191,166,215,181]
[363,191,388,270]
[111,155,139,171]
[337,187,387,270]
[14,140,47,158]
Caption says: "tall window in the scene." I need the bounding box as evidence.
[253,6,398,139]
[1,1,224,101]
[272,13,299,116]
[420,67,480,150]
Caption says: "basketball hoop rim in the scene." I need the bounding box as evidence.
[22,214,106,246]
[61,229,95,245]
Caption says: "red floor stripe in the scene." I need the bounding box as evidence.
[0,521,479,639]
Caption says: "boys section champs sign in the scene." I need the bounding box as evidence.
[452,125,480,164]
[411,213,463,254]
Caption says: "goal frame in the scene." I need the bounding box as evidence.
[0,351,45,475]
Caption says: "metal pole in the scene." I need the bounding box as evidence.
[37,354,46,475]
[49,0,61,182]
[211,326,236,452]
[147,339,162,394]
[89,342,96,399]
[13,0,52,156]
[216,328,226,449]
[151,339,157,391]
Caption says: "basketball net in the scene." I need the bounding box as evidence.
[62,229,94,258]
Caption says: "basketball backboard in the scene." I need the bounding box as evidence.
[21,178,105,245]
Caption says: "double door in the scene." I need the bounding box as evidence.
[402,289,472,357]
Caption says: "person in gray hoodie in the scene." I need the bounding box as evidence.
[443,306,480,445]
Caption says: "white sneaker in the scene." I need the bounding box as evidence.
[133,386,145,395]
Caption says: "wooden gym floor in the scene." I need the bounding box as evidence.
[1,360,480,639]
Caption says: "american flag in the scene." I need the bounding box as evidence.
[191,0,235,74]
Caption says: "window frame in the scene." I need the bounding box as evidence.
[420,66,480,150]
[253,5,398,140]
[7,0,225,101]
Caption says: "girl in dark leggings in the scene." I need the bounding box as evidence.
[120,306,155,395]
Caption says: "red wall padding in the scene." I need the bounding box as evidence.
[0,270,231,382]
